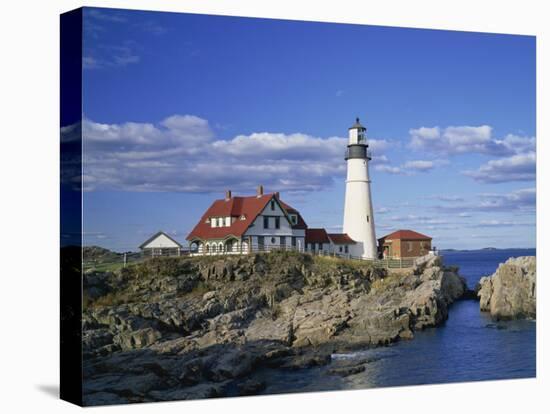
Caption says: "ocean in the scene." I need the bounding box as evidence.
[260,248,536,394]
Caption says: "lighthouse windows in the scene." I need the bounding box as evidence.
[367,215,370,223]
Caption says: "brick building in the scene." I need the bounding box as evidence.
[378,229,432,259]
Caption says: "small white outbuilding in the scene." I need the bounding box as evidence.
[139,231,183,257]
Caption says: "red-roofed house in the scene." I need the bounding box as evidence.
[305,228,330,254]
[186,186,307,255]
[327,233,356,255]
[305,228,357,256]
[378,229,432,258]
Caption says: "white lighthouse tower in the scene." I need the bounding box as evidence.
[343,117,377,259]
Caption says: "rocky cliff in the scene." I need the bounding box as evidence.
[477,256,536,320]
[82,251,466,405]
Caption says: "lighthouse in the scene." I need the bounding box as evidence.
[342,117,377,259]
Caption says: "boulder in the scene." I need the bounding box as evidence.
[477,256,536,320]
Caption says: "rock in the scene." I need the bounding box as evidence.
[237,380,266,396]
[149,382,230,401]
[477,256,536,320]
[82,391,129,406]
[83,372,162,396]
[113,328,163,351]
[82,251,468,405]
[328,364,366,377]
[83,329,113,355]
[279,352,331,370]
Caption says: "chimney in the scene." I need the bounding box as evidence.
[225,190,232,200]
[256,185,264,197]
[274,192,280,199]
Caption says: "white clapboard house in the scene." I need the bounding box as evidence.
[186,186,357,257]
[139,231,183,257]
[305,228,357,256]
[186,186,308,255]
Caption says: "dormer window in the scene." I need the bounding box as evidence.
[212,218,217,227]
[290,214,297,224]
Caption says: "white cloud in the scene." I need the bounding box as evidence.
[375,159,444,175]
[496,134,536,154]
[409,125,534,157]
[84,45,140,70]
[409,125,536,184]
[428,195,465,202]
[462,152,536,183]
[434,187,535,213]
[375,165,404,175]
[477,220,534,227]
[67,115,392,193]
[402,160,434,172]
[478,187,536,211]
[87,9,128,23]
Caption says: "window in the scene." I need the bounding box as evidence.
[291,237,296,247]
[275,217,280,229]
[290,214,297,224]
[263,216,269,229]
[345,245,349,253]
[212,218,217,227]
[225,217,231,227]
[408,241,413,252]
[280,236,286,246]
[240,214,246,220]
[258,236,265,248]
[367,215,369,223]
[270,200,275,211]
[318,243,323,251]
[339,246,343,253]
[271,237,276,244]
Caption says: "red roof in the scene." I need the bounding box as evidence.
[327,233,356,244]
[186,193,306,241]
[279,201,308,229]
[379,229,432,241]
[305,228,330,244]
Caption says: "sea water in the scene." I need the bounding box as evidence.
[260,248,536,394]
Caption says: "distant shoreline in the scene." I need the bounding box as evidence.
[440,247,536,253]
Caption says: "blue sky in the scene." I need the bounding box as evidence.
[76,7,536,251]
